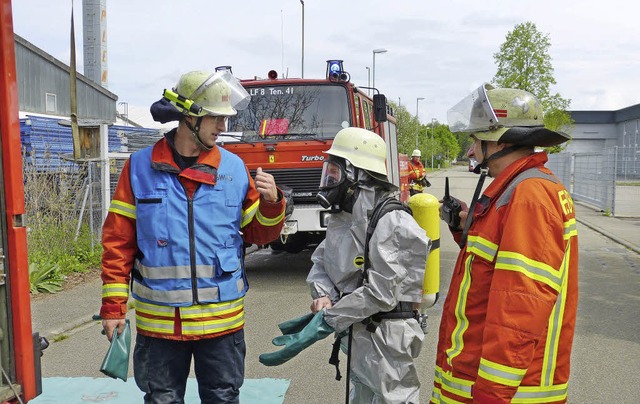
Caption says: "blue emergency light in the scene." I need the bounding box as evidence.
[326,60,350,82]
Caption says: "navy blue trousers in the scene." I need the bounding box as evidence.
[133,329,245,404]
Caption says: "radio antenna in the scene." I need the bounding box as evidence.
[445,177,450,199]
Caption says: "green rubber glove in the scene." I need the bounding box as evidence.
[277,312,315,335]
[259,311,334,366]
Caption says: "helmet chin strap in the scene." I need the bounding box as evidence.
[184,116,212,151]
[460,166,488,247]
[474,140,522,174]
[463,140,523,246]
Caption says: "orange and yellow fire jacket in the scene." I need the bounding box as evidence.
[432,152,578,404]
[408,159,427,193]
[101,136,285,341]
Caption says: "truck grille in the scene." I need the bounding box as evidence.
[250,168,322,204]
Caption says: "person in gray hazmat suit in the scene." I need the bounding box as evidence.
[259,127,431,403]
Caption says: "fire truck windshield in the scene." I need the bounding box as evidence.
[228,84,350,140]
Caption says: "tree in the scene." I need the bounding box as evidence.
[390,101,423,156]
[430,122,460,168]
[492,21,573,152]
[453,131,474,160]
[390,104,459,168]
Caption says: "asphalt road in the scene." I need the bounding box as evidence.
[37,166,640,403]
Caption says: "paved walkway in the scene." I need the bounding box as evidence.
[574,202,640,255]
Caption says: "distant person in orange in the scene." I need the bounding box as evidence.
[408,149,430,196]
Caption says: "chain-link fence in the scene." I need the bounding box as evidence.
[21,116,163,247]
[27,127,637,240]
[616,145,640,181]
[23,153,106,249]
[547,146,640,217]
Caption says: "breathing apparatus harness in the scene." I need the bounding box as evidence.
[328,196,417,403]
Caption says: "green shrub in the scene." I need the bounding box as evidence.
[23,157,103,293]
[29,262,63,294]
[27,221,102,277]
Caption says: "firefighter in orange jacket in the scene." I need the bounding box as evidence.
[433,84,578,403]
[100,70,285,403]
[408,149,429,195]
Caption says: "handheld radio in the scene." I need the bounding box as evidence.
[441,177,462,229]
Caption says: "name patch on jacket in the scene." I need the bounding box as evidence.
[216,174,234,182]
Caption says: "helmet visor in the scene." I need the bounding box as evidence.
[447,83,499,133]
[319,160,345,189]
[189,70,251,112]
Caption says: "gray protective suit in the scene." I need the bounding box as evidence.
[307,183,431,404]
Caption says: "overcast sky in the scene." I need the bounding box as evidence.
[12,0,640,128]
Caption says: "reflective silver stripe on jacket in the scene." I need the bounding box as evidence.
[132,282,219,304]
[496,169,558,209]
[135,259,214,279]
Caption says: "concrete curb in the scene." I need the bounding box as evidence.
[576,217,640,255]
[42,314,101,341]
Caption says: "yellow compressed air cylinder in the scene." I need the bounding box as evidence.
[408,193,440,308]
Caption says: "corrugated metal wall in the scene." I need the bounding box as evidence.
[14,34,117,121]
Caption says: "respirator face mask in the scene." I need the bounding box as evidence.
[317,157,357,213]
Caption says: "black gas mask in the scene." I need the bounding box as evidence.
[316,156,358,213]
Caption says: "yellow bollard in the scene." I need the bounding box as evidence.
[408,193,440,309]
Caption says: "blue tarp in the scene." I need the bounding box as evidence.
[30,377,290,404]
[19,115,159,171]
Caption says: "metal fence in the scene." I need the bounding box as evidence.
[20,115,165,248]
[547,146,640,217]
[616,144,640,182]
[23,130,163,247]
[25,139,638,245]
[23,155,106,248]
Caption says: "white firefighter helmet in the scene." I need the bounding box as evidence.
[411,149,421,158]
[325,128,387,178]
[172,70,250,117]
[447,83,569,147]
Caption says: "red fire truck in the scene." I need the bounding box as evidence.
[219,60,409,253]
[0,1,42,402]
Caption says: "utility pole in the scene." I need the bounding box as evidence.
[300,0,304,78]
[416,97,424,148]
[431,118,437,170]
[366,66,370,96]
[372,48,387,91]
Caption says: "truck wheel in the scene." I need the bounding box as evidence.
[270,233,308,253]
[270,240,285,251]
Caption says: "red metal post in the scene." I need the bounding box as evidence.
[0,0,38,401]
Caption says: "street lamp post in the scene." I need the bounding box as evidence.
[415,97,424,147]
[300,0,304,78]
[366,66,370,96]
[431,118,437,170]
[372,48,387,92]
